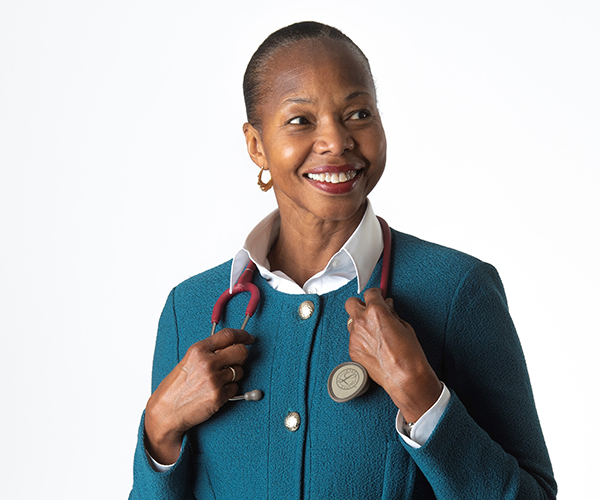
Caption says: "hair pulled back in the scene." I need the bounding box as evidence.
[243,21,373,129]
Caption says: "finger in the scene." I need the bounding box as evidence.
[363,288,387,306]
[223,381,240,401]
[216,343,252,367]
[385,298,403,323]
[204,328,255,352]
[220,364,245,385]
[345,296,366,316]
[385,297,400,317]
[346,316,355,331]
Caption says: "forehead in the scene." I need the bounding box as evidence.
[261,39,374,106]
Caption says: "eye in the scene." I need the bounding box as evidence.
[348,109,371,120]
[288,116,310,125]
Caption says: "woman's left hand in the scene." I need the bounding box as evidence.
[345,288,442,422]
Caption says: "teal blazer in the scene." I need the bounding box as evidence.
[130,230,556,499]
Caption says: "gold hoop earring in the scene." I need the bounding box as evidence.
[257,167,273,192]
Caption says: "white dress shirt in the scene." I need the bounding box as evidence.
[230,199,385,295]
[147,200,450,471]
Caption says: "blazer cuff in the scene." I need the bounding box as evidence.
[130,411,192,498]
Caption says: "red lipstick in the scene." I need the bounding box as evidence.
[304,165,363,194]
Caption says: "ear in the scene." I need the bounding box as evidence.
[243,123,267,169]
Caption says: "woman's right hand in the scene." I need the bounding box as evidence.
[144,328,255,465]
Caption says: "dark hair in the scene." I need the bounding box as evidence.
[243,21,374,129]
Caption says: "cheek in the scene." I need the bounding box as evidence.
[280,143,302,164]
[267,136,311,172]
[364,130,387,167]
[363,130,387,190]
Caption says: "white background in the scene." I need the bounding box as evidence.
[1,1,598,498]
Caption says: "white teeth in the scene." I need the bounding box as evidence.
[307,170,357,183]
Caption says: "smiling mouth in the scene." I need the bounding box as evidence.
[306,170,358,184]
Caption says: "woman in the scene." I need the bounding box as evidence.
[130,22,556,499]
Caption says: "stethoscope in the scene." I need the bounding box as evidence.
[210,216,392,404]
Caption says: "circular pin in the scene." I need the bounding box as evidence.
[327,362,370,403]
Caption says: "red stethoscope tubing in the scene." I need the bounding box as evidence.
[210,216,392,334]
[376,216,392,300]
[210,261,260,336]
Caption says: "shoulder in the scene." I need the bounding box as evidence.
[388,228,504,305]
[390,228,484,277]
[170,259,233,306]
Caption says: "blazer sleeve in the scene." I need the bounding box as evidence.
[402,262,557,499]
[129,288,196,500]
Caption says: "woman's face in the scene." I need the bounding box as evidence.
[244,38,387,224]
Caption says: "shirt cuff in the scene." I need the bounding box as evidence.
[395,382,450,449]
[144,444,177,472]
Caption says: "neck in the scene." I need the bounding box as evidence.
[267,203,366,287]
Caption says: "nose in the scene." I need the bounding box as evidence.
[314,120,354,155]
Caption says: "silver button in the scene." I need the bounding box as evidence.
[285,411,301,431]
[298,300,315,320]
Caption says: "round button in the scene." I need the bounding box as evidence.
[307,287,317,294]
[285,411,301,432]
[331,259,340,268]
[298,300,315,320]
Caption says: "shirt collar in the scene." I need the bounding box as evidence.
[230,200,384,295]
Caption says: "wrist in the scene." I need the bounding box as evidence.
[144,400,184,465]
[386,364,442,423]
[144,420,184,465]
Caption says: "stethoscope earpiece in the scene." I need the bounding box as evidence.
[229,389,264,402]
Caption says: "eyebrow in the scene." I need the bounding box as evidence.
[283,97,313,105]
[345,91,371,101]
[282,91,372,106]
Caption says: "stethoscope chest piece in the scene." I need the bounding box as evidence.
[327,361,370,403]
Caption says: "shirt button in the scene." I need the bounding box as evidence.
[331,259,340,268]
[298,300,315,320]
[307,287,317,294]
[285,412,301,432]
